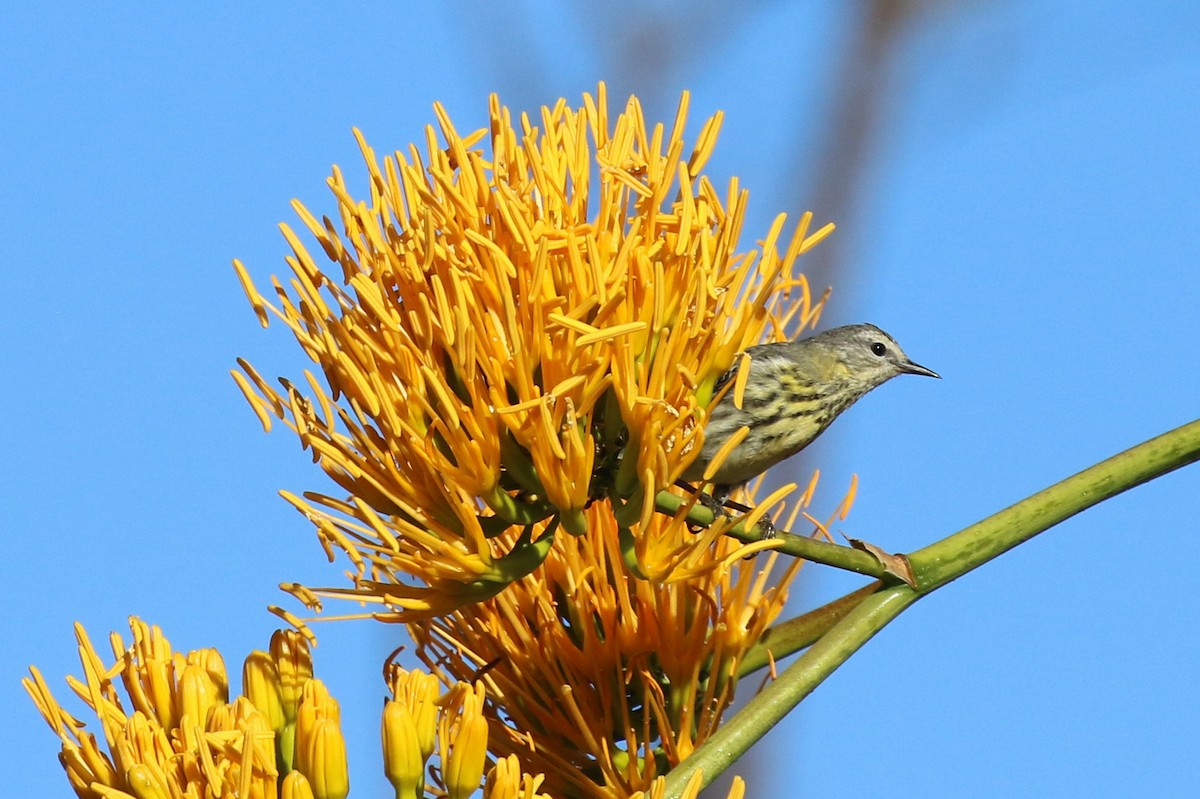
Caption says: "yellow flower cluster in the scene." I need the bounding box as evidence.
[380,662,749,799]
[22,619,343,799]
[382,665,549,799]
[233,85,830,620]
[410,507,808,797]
[25,616,751,799]
[225,85,841,796]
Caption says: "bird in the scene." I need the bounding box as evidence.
[683,323,939,503]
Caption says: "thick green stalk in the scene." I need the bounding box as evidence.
[664,418,1200,798]
[738,582,883,677]
[664,586,918,798]
[907,418,1200,590]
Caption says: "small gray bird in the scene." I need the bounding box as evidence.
[684,324,939,495]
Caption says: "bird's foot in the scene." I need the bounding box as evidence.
[721,496,776,541]
[676,480,733,530]
[699,488,732,519]
[676,481,775,541]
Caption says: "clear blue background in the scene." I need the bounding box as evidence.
[3,3,1197,796]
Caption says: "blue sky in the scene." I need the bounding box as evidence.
[3,3,1197,796]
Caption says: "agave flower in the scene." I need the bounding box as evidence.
[23,619,569,799]
[233,85,831,621]
[228,86,842,797]
[23,619,346,799]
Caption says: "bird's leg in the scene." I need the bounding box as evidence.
[717,495,776,540]
[674,481,775,540]
[674,480,731,522]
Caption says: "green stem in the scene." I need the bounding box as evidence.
[907,418,1200,590]
[664,586,919,799]
[737,582,883,677]
[653,490,887,578]
[665,418,1200,798]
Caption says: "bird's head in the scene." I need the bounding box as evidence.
[813,323,940,390]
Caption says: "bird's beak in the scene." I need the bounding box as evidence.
[902,360,941,379]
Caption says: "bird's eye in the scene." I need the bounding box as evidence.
[870,342,887,357]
